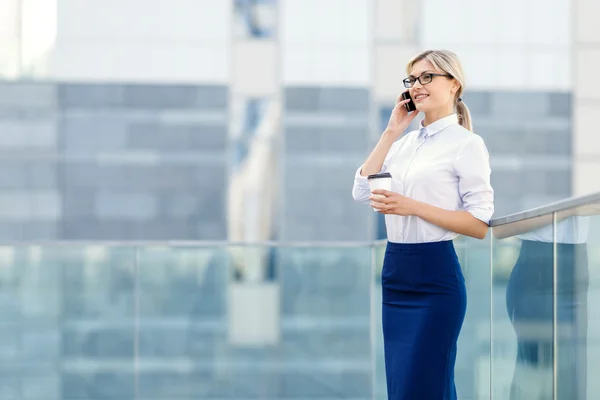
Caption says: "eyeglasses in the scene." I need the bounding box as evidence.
[403,72,451,88]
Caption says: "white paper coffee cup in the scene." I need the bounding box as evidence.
[367,172,392,211]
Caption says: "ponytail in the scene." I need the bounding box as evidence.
[456,97,472,132]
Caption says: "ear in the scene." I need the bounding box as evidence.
[451,79,460,94]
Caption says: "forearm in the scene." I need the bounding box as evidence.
[360,130,397,176]
[414,201,489,240]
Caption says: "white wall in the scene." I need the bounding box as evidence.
[0,0,21,78]
[420,0,571,91]
[281,0,370,87]
[573,0,600,195]
[47,0,230,83]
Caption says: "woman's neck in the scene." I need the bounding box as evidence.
[423,107,455,127]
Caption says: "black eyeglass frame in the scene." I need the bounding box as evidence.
[403,72,452,88]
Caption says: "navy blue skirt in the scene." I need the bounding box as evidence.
[382,240,467,400]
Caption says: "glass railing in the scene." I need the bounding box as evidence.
[490,193,600,400]
[0,192,599,399]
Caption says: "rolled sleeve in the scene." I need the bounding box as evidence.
[352,165,373,204]
[455,135,495,224]
[352,140,400,205]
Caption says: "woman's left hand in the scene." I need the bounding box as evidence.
[369,189,419,216]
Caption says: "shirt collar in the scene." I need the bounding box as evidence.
[418,113,459,138]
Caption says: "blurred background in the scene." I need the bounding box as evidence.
[0,0,599,399]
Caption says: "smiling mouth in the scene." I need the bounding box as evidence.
[414,94,429,101]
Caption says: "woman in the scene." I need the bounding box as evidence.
[352,50,494,399]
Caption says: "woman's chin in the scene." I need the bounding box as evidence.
[414,104,427,113]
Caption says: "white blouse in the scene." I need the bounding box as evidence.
[352,114,494,243]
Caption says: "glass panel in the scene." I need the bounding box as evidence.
[276,245,372,398]
[554,201,600,399]
[454,236,492,399]
[136,245,228,398]
[0,245,62,399]
[60,245,138,399]
[491,215,556,399]
[372,241,386,400]
[137,244,373,399]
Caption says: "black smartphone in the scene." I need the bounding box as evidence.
[401,91,416,112]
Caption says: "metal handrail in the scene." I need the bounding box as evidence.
[489,191,600,227]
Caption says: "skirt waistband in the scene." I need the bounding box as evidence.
[386,240,454,253]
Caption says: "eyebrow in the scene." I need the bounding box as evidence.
[407,70,434,78]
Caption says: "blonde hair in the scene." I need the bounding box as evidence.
[406,50,472,132]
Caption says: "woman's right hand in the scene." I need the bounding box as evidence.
[385,92,418,138]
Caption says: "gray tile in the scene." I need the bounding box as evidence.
[285,87,369,112]
[284,126,368,153]
[62,189,96,218]
[0,120,57,149]
[62,163,221,191]
[127,122,227,151]
[492,168,571,203]
[0,222,59,240]
[544,128,572,153]
[0,191,61,221]
[61,219,127,240]
[58,83,228,110]
[0,162,30,189]
[127,221,204,239]
[29,162,58,189]
[159,194,199,218]
[379,106,423,133]
[61,216,226,241]
[123,84,203,109]
[317,87,370,111]
[196,86,229,108]
[95,192,158,220]
[462,91,492,115]
[0,82,56,108]
[58,83,125,109]
[490,92,551,117]
[0,106,55,120]
[285,87,320,111]
[549,93,572,117]
[519,127,572,155]
[60,116,128,155]
[196,221,226,240]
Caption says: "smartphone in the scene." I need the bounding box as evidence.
[401,91,416,112]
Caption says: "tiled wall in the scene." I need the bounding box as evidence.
[466,91,572,216]
[0,82,571,242]
[0,81,228,241]
[282,86,372,241]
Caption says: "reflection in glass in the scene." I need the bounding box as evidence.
[234,0,277,39]
[502,215,590,399]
